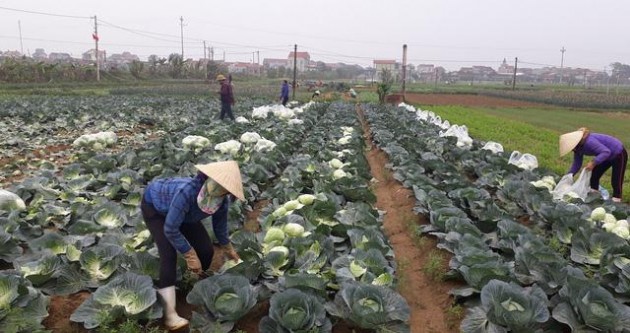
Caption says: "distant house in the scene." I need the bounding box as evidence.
[0,50,23,59]
[227,62,261,75]
[82,49,107,65]
[287,52,311,72]
[373,60,400,81]
[32,48,48,61]
[497,58,514,75]
[48,52,73,63]
[263,58,287,69]
[108,51,139,65]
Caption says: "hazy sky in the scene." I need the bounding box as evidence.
[1,0,628,71]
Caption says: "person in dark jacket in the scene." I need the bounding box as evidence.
[560,128,627,202]
[217,74,235,120]
[280,80,290,106]
[141,161,244,330]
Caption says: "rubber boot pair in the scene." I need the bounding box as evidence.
[156,286,188,330]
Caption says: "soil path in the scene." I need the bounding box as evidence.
[404,92,547,108]
[357,105,462,333]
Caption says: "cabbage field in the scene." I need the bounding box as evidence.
[0,95,629,333]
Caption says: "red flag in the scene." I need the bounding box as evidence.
[92,33,99,42]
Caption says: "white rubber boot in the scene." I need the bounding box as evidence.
[156,286,189,331]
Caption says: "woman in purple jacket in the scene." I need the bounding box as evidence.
[560,128,627,202]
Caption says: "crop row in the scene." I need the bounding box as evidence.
[363,102,630,332]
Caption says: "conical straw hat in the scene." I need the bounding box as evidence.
[195,161,245,201]
[559,130,584,157]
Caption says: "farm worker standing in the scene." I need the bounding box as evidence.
[559,128,627,202]
[217,74,235,121]
[141,161,244,330]
[280,80,290,106]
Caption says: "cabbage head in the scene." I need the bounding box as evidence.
[259,288,332,333]
[325,282,410,332]
[187,273,258,332]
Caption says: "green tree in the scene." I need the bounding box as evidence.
[168,53,184,78]
[129,60,144,79]
[377,68,394,103]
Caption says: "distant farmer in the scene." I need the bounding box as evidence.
[280,80,290,106]
[560,128,627,202]
[141,161,244,330]
[217,74,235,121]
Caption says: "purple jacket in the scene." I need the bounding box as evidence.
[219,82,234,104]
[569,133,624,174]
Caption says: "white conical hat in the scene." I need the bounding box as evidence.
[195,161,245,201]
[559,130,584,157]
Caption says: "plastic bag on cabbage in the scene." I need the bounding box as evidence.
[439,124,473,148]
[481,142,504,154]
[508,151,538,170]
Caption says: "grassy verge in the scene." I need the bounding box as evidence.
[428,105,630,202]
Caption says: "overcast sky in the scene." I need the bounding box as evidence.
[1,0,628,71]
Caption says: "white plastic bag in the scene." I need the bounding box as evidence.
[508,151,538,170]
[571,169,592,200]
[481,142,504,154]
[551,169,592,201]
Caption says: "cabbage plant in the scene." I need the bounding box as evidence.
[259,288,331,333]
[460,280,550,332]
[326,282,410,332]
[70,272,159,329]
[0,272,49,333]
[552,267,630,332]
[187,274,258,333]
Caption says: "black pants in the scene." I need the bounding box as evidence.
[220,101,234,120]
[141,198,214,288]
[590,147,628,199]
[282,97,289,106]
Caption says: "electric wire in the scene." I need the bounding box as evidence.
[0,6,91,19]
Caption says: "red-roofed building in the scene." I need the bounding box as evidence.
[288,52,311,72]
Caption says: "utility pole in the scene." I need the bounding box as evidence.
[203,41,206,60]
[401,44,407,100]
[434,68,438,88]
[605,67,610,95]
[583,69,588,88]
[179,16,184,59]
[18,20,24,54]
[512,57,518,91]
[292,44,297,99]
[257,51,260,65]
[93,16,100,82]
[210,47,214,61]
[559,46,566,84]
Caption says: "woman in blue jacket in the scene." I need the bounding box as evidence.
[141,161,244,330]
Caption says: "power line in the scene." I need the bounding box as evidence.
[0,5,91,19]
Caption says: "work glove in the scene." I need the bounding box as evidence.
[183,248,202,276]
[222,243,240,261]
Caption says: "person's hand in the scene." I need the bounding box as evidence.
[585,161,596,171]
[183,249,202,276]
[222,243,240,261]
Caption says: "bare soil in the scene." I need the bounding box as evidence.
[404,93,547,108]
[357,105,463,333]
[43,292,91,333]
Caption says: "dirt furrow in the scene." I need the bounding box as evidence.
[356,105,462,333]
